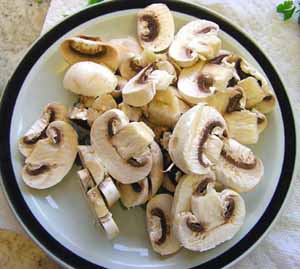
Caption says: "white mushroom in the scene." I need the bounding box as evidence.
[109,36,142,57]
[63,61,117,97]
[60,35,121,71]
[112,75,128,100]
[137,4,175,52]
[215,138,264,192]
[68,105,89,129]
[146,194,181,255]
[178,62,233,105]
[91,109,153,183]
[22,121,78,189]
[169,104,227,175]
[118,103,143,122]
[18,103,68,157]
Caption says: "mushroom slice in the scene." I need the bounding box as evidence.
[169,104,227,175]
[22,121,78,189]
[98,176,120,208]
[19,103,68,157]
[254,93,276,114]
[91,109,152,183]
[147,194,181,255]
[109,36,142,57]
[137,4,175,52]
[60,35,121,71]
[79,96,96,108]
[63,61,117,97]
[148,69,174,91]
[154,60,177,83]
[252,108,268,134]
[112,75,128,101]
[99,212,120,240]
[178,62,233,104]
[173,184,245,252]
[145,86,190,128]
[118,103,142,122]
[215,138,264,192]
[77,168,95,193]
[69,105,89,129]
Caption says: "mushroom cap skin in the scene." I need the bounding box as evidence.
[146,194,181,256]
[173,187,245,252]
[22,120,78,189]
[168,104,227,175]
[215,138,264,192]
[63,61,118,97]
[137,4,175,52]
[178,62,233,105]
[18,103,68,158]
[60,35,121,71]
[91,109,153,184]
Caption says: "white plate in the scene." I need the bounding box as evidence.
[0,1,297,269]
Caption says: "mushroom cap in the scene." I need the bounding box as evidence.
[109,36,142,56]
[60,35,121,71]
[137,4,175,52]
[178,62,233,104]
[91,109,153,183]
[146,194,181,256]
[63,61,117,97]
[22,121,78,189]
[168,104,227,175]
[215,138,264,192]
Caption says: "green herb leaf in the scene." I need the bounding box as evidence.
[283,6,296,20]
[88,0,104,5]
[277,0,294,12]
[34,0,43,4]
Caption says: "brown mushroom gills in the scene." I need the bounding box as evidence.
[131,182,143,193]
[235,59,262,87]
[221,149,257,169]
[209,54,229,65]
[193,178,213,196]
[69,36,104,56]
[151,207,168,245]
[197,74,214,93]
[139,15,160,42]
[25,164,50,176]
[186,218,204,232]
[224,197,235,220]
[226,92,243,113]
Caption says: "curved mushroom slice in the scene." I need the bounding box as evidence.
[173,186,245,252]
[137,4,175,52]
[169,104,227,175]
[154,60,177,83]
[77,168,95,193]
[148,69,174,91]
[118,103,142,122]
[147,194,181,256]
[98,177,120,208]
[254,93,276,114]
[91,109,153,183]
[19,103,68,157]
[145,86,190,128]
[22,121,78,189]
[60,35,121,71]
[112,76,128,101]
[215,138,264,192]
[178,62,233,104]
[63,61,117,97]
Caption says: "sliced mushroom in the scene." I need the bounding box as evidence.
[63,61,117,97]
[215,138,264,192]
[173,179,245,252]
[146,194,181,255]
[77,168,95,193]
[112,75,128,101]
[22,121,78,189]
[169,104,227,175]
[254,94,276,114]
[98,176,120,208]
[144,86,190,128]
[169,20,221,67]
[109,36,142,56]
[154,60,177,83]
[19,103,68,157]
[91,109,153,183]
[178,62,233,104]
[148,69,174,91]
[117,142,163,208]
[118,103,142,122]
[68,105,89,129]
[60,35,121,71]
[79,96,96,108]
[137,4,175,52]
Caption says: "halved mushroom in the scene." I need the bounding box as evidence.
[118,103,143,122]
[63,61,117,97]
[137,4,175,52]
[22,121,78,189]
[215,138,264,192]
[144,86,190,128]
[19,103,68,157]
[169,104,227,175]
[169,20,221,67]
[173,176,245,252]
[60,35,121,71]
[117,142,163,208]
[91,109,153,183]
[146,194,181,255]
[178,62,233,104]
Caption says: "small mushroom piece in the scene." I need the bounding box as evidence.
[91,109,153,183]
[147,194,181,256]
[118,103,142,122]
[148,69,174,91]
[154,60,177,83]
[18,103,68,157]
[252,108,268,134]
[68,105,89,129]
[215,138,264,192]
[145,86,190,128]
[98,176,120,208]
[254,94,276,114]
[79,96,96,108]
[178,62,233,105]
[169,104,227,175]
[112,75,128,100]
[99,212,120,240]
[22,121,78,189]
[60,35,121,71]
[137,4,175,52]
[63,61,117,97]
[173,184,245,252]
[77,168,95,193]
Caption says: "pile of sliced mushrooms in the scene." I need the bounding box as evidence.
[18,4,275,255]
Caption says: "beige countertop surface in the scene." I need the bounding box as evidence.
[0,0,299,268]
